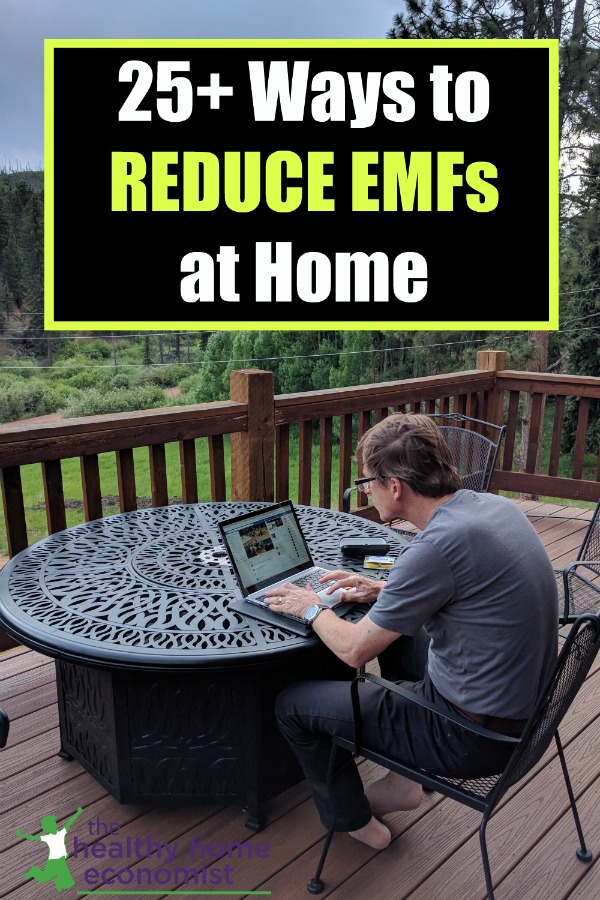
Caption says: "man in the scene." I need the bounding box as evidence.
[264,413,558,850]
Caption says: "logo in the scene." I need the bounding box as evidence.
[15,807,83,892]
[15,807,273,895]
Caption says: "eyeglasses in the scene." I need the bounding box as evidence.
[354,476,377,493]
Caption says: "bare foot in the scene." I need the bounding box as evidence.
[365,771,423,816]
[348,816,391,849]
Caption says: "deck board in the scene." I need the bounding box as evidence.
[1,500,599,900]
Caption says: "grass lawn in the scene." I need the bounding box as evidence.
[0,434,358,558]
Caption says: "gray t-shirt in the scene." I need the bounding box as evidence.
[368,490,558,719]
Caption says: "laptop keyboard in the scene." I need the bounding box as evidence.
[295,572,335,590]
[251,572,337,611]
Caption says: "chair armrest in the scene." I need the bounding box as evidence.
[0,708,9,749]
[342,486,355,514]
[561,560,600,599]
[561,561,600,621]
[562,560,600,578]
[349,672,520,757]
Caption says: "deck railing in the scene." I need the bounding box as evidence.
[495,368,600,503]
[2,349,600,562]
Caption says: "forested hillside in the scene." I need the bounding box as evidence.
[0,164,598,434]
[0,169,537,416]
[0,173,44,355]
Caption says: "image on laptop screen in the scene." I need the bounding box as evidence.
[219,501,316,597]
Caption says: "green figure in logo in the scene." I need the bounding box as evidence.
[16,807,83,892]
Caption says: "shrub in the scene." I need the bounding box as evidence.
[46,361,112,390]
[0,359,36,378]
[60,385,167,417]
[179,371,223,404]
[0,392,25,422]
[110,373,131,389]
[130,364,190,388]
[0,376,75,422]
[55,339,113,361]
[66,369,113,390]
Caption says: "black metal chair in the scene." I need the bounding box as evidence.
[554,499,600,623]
[307,613,600,900]
[342,414,506,541]
[0,708,9,748]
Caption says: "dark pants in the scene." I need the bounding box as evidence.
[275,630,515,831]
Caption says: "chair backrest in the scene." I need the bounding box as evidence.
[342,413,506,515]
[577,500,600,561]
[426,414,506,493]
[491,614,600,803]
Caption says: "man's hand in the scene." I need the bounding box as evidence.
[263,583,319,619]
[318,570,385,604]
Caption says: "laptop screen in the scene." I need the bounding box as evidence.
[218,501,315,597]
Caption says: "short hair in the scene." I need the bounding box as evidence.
[356,413,462,498]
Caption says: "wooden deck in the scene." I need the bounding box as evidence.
[2,499,600,900]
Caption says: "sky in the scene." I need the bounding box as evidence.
[1,0,401,171]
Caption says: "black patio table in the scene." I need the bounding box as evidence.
[0,501,405,829]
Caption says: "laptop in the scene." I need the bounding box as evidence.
[218,500,356,634]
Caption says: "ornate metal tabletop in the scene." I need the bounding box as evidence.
[0,502,404,670]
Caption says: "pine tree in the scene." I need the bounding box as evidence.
[330,331,378,388]
[0,188,9,264]
[561,142,600,451]
[195,331,235,401]
[3,231,23,305]
[18,192,45,355]
[388,0,599,173]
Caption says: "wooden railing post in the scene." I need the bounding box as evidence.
[476,349,507,427]
[230,369,275,502]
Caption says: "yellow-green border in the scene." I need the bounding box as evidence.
[44,37,560,332]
